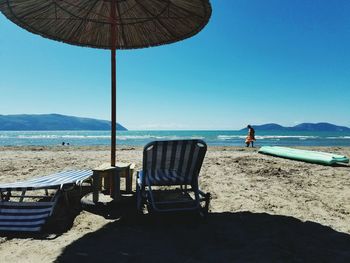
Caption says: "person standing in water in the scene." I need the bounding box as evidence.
[245,125,256,147]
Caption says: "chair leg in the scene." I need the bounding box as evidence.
[136,181,142,211]
[205,193,211,212]
[199,192,211,217]
[192,180,201,210]
[136,172,145,212]
[146,182,158,212]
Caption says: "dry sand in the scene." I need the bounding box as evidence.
[0,146,349,262]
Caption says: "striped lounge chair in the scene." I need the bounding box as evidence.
[0,170,93,232]
[136,139,210,214]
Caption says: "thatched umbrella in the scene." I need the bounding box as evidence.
[0,0,212,166]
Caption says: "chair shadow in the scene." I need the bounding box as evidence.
[55,206,350,263]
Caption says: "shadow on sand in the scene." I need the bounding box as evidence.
[55,201,350,263]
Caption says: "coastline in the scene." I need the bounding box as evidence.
[1,144,349,151]
[0,145,349,262]
[1,130,350,147]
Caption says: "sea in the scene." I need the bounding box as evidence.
[0,130,349,147]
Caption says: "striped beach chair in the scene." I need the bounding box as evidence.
[136,139,210,214]
[0,170,93,232]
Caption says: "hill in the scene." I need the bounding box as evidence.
[0,114,127,131]
[291,123,350,132]
[240,123,350,132]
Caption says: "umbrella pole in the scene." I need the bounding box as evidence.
[111,48,116,167]
[110,0,117,167]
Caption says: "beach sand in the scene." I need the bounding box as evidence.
[0,146,349,262]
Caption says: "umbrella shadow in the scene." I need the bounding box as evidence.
[55,209,350,263]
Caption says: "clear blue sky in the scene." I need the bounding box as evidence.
[1,0,350,130]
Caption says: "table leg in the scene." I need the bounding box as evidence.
[113,169,121,200]
[92,171,100,203]
[125,168,132,193]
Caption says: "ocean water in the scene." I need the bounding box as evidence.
[0,130,349,147]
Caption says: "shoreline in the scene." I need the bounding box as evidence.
[0,145,350,151]
[1,130,350,149]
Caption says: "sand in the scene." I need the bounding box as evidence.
[0,146,349,262]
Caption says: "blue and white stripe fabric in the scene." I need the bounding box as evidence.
[0,170,93,191]
[0,202,54,232]
[141,140,207,186]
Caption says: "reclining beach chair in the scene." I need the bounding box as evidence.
[136,139,210,214]
[0,170,93,232]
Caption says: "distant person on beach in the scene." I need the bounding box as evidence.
[62,142,65,146]
[245,125,256,147]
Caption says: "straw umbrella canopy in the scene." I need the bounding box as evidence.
[0,0,212,166]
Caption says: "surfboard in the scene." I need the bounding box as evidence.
[258,146,349,165]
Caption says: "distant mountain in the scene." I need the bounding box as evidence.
[0,114,127,131]
[240,122,350,132]
[291,123,350,132]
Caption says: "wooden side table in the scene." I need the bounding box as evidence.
[92,162,135,203]
[118,163,135,194]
